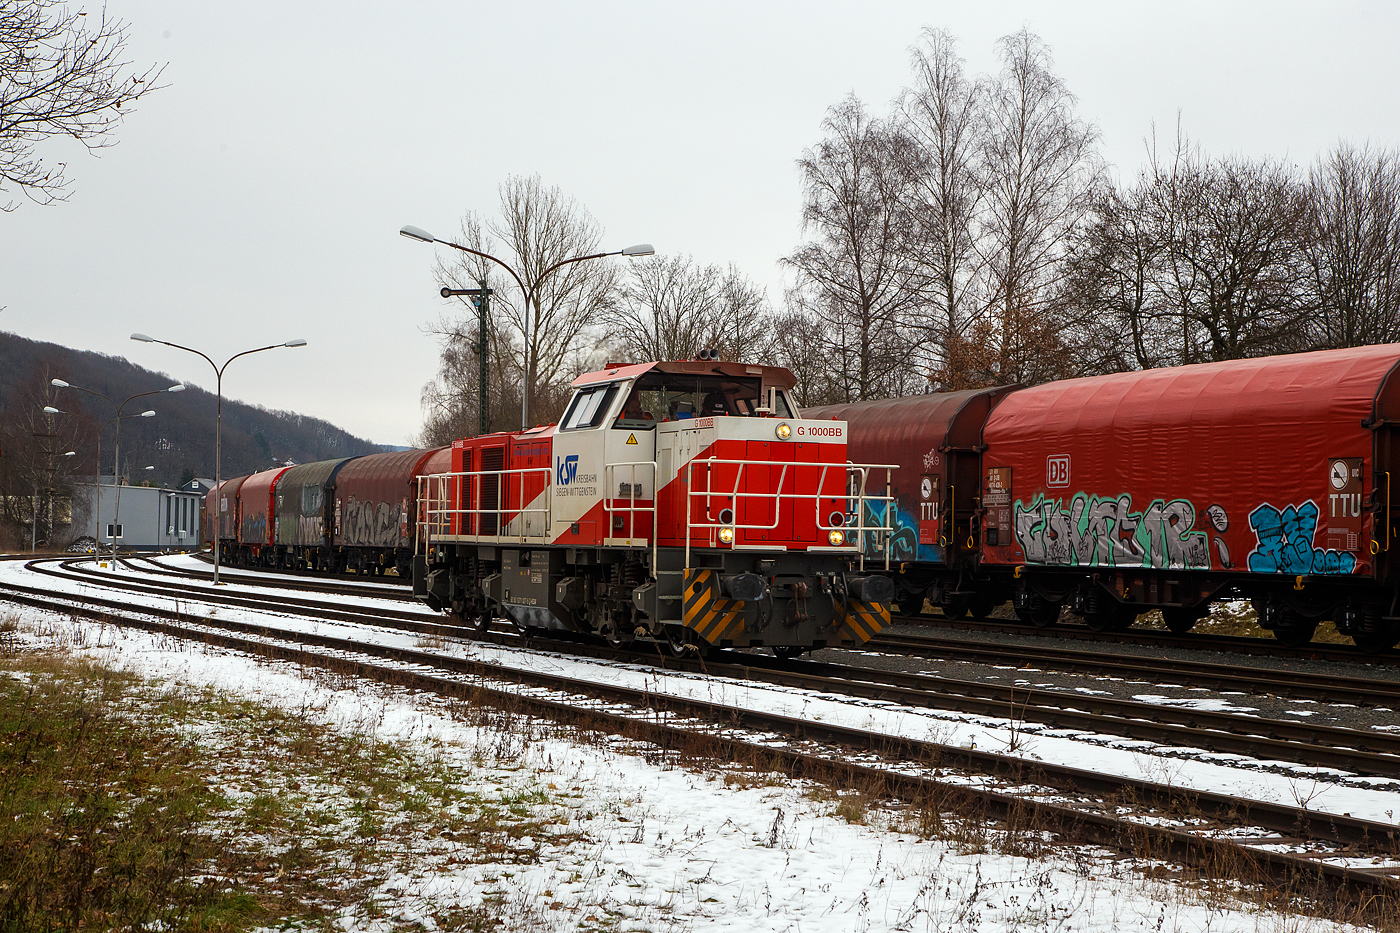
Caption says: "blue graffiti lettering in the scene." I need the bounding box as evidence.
[1247,501,1356,575]
[555,455,579,486]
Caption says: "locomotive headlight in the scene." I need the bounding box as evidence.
[775,422,792,440]
[718,527,735,544]
[828,529,846,546]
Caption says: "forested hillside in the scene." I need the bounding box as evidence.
[0,332,386,542]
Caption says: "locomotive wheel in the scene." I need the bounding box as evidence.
[1162,607,1204,635]
[771,645,805,659]
[666,628,696,657]
[897,595,926,616]
[600,621,632,649]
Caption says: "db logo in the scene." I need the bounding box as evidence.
[1046,455,1070,488]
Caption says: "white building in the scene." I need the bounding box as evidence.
[72,480,204,551]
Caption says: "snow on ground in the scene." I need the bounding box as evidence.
[0,602,1371,933]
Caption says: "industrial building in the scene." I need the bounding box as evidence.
[71,477,209,551]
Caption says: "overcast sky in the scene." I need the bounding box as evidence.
[4,1,1398,446]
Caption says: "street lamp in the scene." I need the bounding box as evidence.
[130,333,307,584]
[399,223,654,429]
[50,379,183,564]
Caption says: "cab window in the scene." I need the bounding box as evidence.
[560,384,620,431]
[614,373,764,426]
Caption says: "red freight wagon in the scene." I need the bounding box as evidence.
[981,345,1400,649]
[237,466,291,560]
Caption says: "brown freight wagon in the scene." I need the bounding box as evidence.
[808,387,1018,618]
[330,448,441,577]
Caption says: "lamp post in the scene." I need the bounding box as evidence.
[399,224,654,429]
[51,380,184,564]
[130,334,307,584]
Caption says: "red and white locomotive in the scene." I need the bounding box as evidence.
[412,357,897,655]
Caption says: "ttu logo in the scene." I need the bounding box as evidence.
[1046,455,1070,488]
[555,455,579,485]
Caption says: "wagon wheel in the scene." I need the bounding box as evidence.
[1084,602,1136,633]
[1015,598,1060,629]
[1270,608,1320,648]
[1353,626,1400,653]
[897,594,926,617]
[1162,606,1205,635]
[967,597,995,621]
[939,598,970,622]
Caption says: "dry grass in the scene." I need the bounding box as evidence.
[0,645,585,931]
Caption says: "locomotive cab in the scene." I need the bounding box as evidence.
[412,357,898,654]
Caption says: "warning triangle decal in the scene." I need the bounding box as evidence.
[626,433,638,445]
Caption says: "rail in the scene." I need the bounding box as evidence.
[684,458,897,571]
[414,467,552,551]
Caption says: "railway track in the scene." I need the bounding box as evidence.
[866,629,1400,707]
[4,555,1400,912]
[112,555,1400,776]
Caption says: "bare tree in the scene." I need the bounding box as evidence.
[1,0,164,209]
[1151,147,1312,362]
[0,358,94,547]
[977,29,1101,385]
[1304,143,1400,349]
[769,304,841,408]
[601,254,720,362]
[602,255,773,363]
[784,95,926,402]
[895,28,985,378]
[433,175,619,428]
[416,316,521,447]
[1056,180,1172,373]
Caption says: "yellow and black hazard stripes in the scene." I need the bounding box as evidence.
[682,569,745,644]
[833,599,891,646]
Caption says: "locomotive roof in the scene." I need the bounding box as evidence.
[572,359,797,389]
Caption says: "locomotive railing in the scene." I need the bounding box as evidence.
[604,460,659,570]
[414,466,553,551]
[683,458,897,571]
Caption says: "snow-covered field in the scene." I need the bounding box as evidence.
[0,555,1393,930]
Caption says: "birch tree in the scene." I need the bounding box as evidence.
[978,30,1101,384]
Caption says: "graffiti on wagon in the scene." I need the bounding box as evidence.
[1014,493,1210,570]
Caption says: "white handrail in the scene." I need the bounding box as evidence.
[415,466,553,550]
[683,457,897,571]
[604,460,659,571]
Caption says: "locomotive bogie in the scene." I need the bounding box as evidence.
[414,541,893,651]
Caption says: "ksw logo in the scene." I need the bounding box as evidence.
[556,455,579,485]
[1046,455,1070,488]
